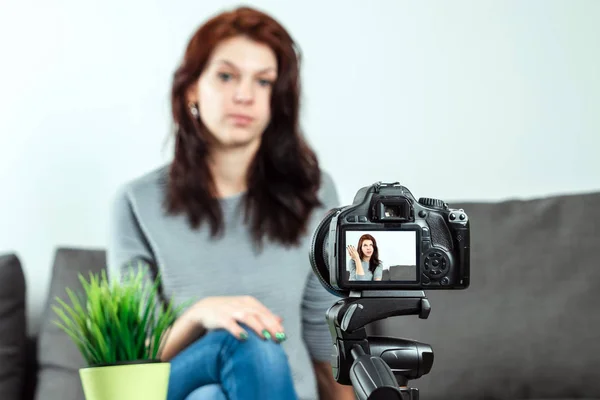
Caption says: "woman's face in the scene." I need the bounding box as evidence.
[190,35,278,149]
[361,239,374,258]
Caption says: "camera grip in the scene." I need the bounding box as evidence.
[425,213,453,251]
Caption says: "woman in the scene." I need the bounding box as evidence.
[107,6,355,400]
[347,234,384,281]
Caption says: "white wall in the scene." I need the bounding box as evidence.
[1,0,599,334]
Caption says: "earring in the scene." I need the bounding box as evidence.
[188,102,199,117]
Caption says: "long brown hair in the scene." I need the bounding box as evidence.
[165,6,322,247]
[358,234,382,273]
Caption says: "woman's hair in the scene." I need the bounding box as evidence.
[357,234,382,273]
[165,6,322,247]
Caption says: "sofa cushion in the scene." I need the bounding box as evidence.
[34,247,106,400]
[372,191,600,399]
[0,253,27,400]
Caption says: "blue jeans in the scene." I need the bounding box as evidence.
[166,324,298,400]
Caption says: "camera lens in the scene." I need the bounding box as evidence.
[309,208,347,297]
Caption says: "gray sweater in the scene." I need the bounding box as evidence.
[348,259,383,281]
[106,165,341,400]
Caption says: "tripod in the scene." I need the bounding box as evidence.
[326,290,434,400]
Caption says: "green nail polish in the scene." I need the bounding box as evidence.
[275,332,286,342]
[262,330,271,340]
[239,332,248,340]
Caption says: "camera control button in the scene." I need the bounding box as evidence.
[449,213,456,220]
[422,240,431,251]
[419,197,445,209]
[441,277,450,285]
[422,227,430,237]
[358,216,367,222]
[345,215,357,222]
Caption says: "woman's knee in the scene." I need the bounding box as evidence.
[234,327,291,370]
[184,384,226,400]
[172,325,292,373]
[169,327,296,399]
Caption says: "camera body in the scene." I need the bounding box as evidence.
[310,181,470,296]
[309,181,472,398]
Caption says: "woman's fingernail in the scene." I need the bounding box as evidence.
[262,330,271,340]
[239,331,248,341]
[275,332,286,342]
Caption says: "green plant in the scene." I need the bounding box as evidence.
[52,262,186,367]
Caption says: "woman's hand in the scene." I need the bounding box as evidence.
[347,245,361,263]
[184,295,285,342]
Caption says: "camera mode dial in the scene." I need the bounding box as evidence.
[418,197,445,210]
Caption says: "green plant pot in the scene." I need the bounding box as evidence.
[79,361,170,400]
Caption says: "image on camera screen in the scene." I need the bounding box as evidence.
[345,230,418,282]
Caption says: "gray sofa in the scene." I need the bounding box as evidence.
[1,189,599,400]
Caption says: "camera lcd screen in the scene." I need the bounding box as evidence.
[344,230,418,282]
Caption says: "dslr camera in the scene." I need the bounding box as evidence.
[309,181,471,400]
[310,181,470,297]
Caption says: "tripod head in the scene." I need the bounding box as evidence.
[326,290,434,400]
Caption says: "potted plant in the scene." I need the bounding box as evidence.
[52,262,186,400]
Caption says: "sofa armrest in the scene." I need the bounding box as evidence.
[0,253,27,400]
